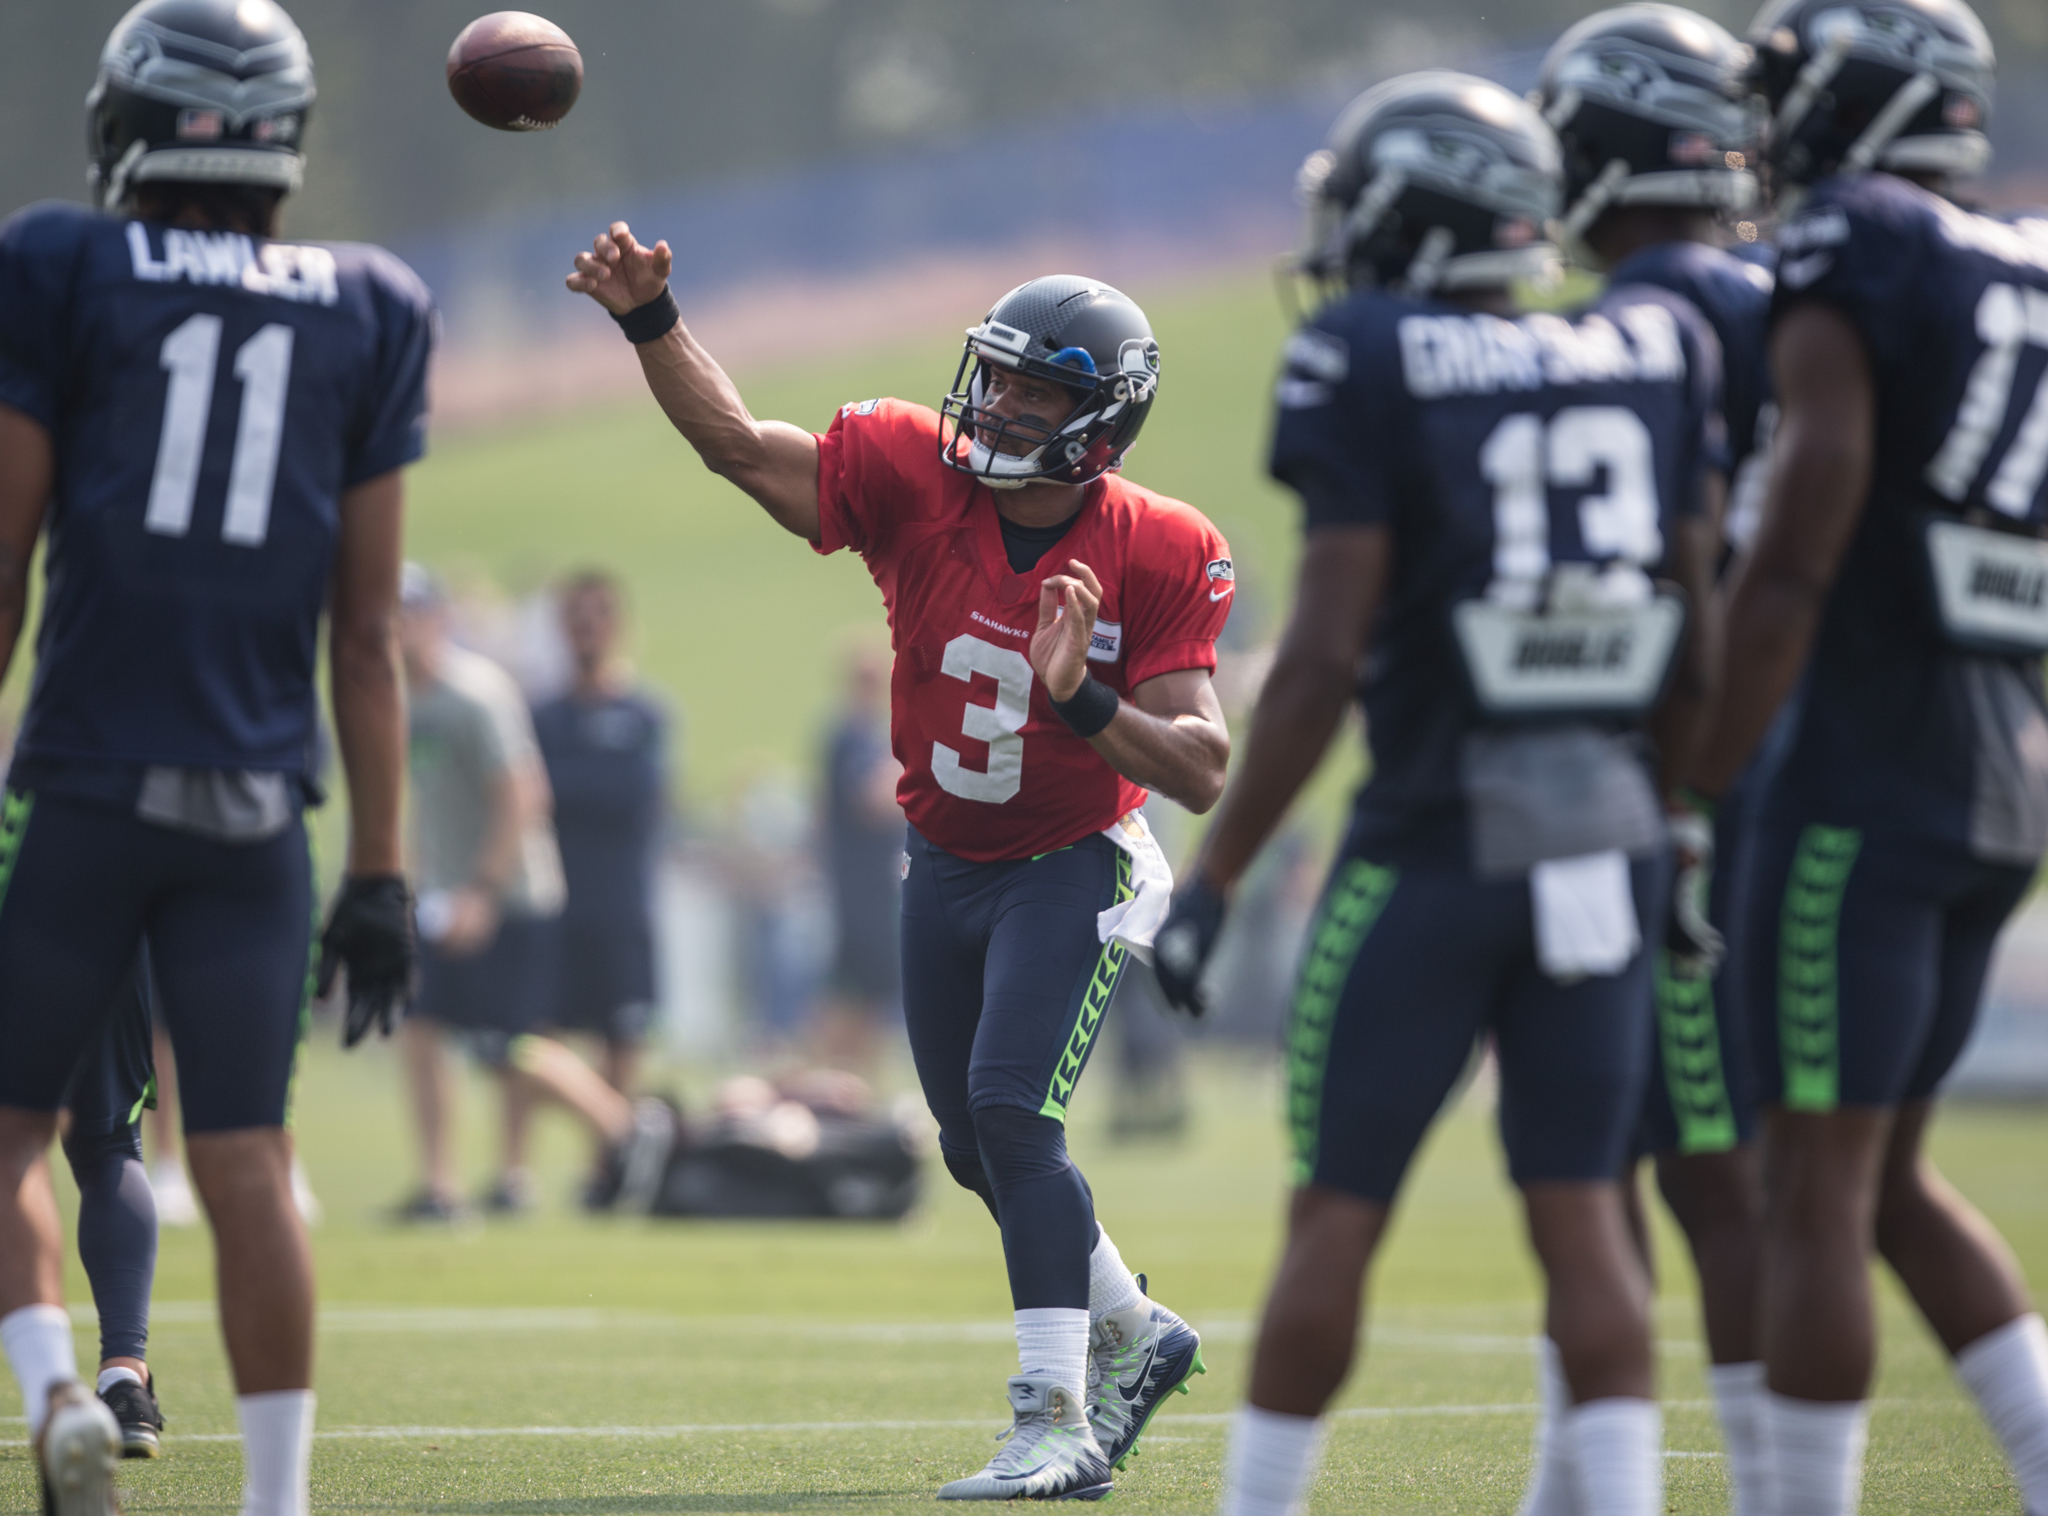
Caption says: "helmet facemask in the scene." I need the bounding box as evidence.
[939,311,1160,489]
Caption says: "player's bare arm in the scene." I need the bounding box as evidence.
[1647,504,1722,800]
[1690,304,1874,796]
[328,469,408,879]
[567,222,821,537]
[1188,526,1388,890]
[1031,559,1229,813]
[0,404,52,680]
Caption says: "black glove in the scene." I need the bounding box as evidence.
[1153,876,1227,1018]
[318,874,417,1048]
[1665,795,1724,978]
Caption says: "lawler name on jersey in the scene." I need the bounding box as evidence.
[0,201,435,778]
[122,221,341,306]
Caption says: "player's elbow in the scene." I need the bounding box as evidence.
[1169,729,1232,815]
[330,612,399,690]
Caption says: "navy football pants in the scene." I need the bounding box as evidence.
[0,790,313,1132]
[901,828,1133,1311]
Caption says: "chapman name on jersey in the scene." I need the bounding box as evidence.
[813,398,1231,862]
[1270,281,1722,869]
[0,201,434,786]
[1761,173,2048,861]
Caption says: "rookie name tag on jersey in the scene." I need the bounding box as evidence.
[1923,518,2048,656]
[1451,595,1686,719]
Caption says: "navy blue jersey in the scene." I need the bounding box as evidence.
[1270,283,1722,868]
[532,688,668,925]
[1609,240,1773,480]
[0,202,433,787]
[1765,174,2048,857]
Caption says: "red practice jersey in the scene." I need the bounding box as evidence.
[814,398,1233,862]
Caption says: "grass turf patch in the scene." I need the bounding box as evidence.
[2,1042,2040,1512]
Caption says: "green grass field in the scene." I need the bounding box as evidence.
[3,1042,2041,1514]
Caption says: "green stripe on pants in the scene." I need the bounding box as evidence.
[1038,848,1135,1122]
[1777,824,1862,1113]
[1287,859,1398,1186]
[0,789,34,922]
[1654,952,1737,1154]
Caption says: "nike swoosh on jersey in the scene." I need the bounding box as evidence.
[1209,588,1233,602]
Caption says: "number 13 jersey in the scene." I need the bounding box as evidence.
[0,201,434,789]
[814,398,1232,862]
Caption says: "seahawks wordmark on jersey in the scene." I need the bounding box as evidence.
[1270,281,1723,874]
[1766,174,2048,863]
[0,202,434,796]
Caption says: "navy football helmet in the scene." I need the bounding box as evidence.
[1537,5,1758,251]
[938,277,1161,489]
[87,0,316,210]
[1296,70,1563,296]
[1747,0,1994,186]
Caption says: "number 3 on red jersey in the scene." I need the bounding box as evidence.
[931,633,1032,804]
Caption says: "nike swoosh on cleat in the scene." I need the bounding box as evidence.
[993,1460,1054,1483]
[1115,1342,1159,1403]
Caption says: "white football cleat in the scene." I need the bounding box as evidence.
[39,1380,121,1516]
[937,1376,1113,1501]
[146,1160,200,1228]
[1086,1282,1205,1470]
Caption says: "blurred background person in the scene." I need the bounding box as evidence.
[531,570,673,1201]
[397,564,675,1219]
[810,645,904,1073]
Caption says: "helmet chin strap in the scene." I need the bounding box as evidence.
[1400,226,1458,295]
[1772,27,1856,156]
[1557,157,1632,267]
[1843,69,1940,174]
[97,140,148,211]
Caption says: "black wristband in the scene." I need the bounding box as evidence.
[1050,675,1120,738]
[611,285,680,344]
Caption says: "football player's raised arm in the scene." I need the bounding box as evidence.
[1191,525,1387,891]
[1689,304,1873,796]
[0,404,51,685]
[328,469,408,878]
[567,223,820,539]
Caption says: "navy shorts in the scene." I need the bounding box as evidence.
[418,911,557,1065]
[1741,822,2031,1110]
[900,828,1132,1157]
[0,790,312,1133]
[1289,846,1667,1204]
[63,947,159,1139]
[1637,790,1761,1157]
[548,913,656,1044]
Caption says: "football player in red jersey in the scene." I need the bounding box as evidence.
[570,224,1229,1500]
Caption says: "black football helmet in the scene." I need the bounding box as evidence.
[938,277,1161,489]
[86,0,316,211]
[1297,70,1562,296]
[1537,5,1757,252]
[1747,0,1994,187]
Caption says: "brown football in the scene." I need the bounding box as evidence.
[446,12,582,132]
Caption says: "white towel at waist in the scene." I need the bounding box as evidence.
[1096,810,1175,960]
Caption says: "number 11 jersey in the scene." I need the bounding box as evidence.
[814,398,1232,862]
[0,201,433,792]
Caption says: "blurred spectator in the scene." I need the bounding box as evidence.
[530,572,672,1189]
[726,768,826,1050]
[811,646,905,1071]
[397,564,675,1218]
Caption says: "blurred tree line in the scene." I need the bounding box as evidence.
[4,0,2043,245]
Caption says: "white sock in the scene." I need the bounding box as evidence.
[2,1304,78,1440]
[1516,1337,1574,1516]
[1763,1391,1866,1516]
[1220,1404,1327,1516]
[1709,1361,1768,1516]
[1015,1308,1089,1404]
[1088,1229,1144,1324]
[237,1389,315,1516]
[1563,1397,1662,1516]
[1956,1314,2048,1516]
[96,1366,144,1395]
